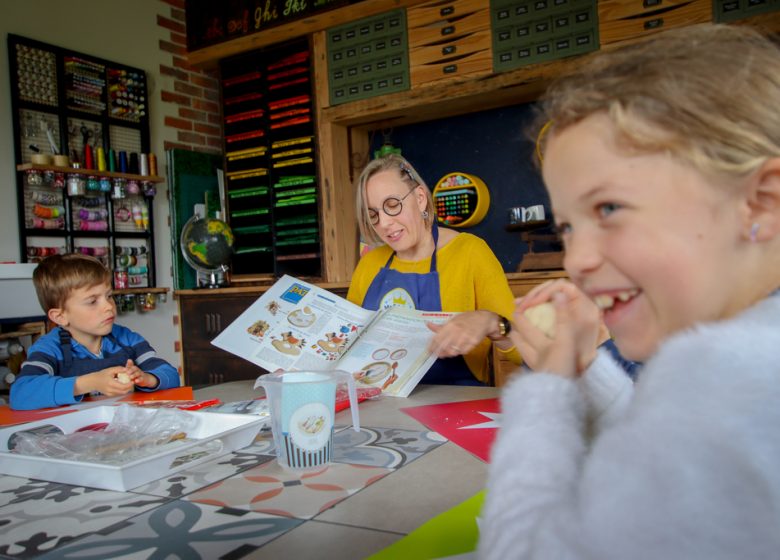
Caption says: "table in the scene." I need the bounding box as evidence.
[0,381,498,559]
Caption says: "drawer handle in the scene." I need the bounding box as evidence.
[443,64,458,74]
[440,6,454,16]
[205,313,222,334]
[441,26,455,36]
[442,45,456,56]
[644,18,663,31]
[643,0,661,6]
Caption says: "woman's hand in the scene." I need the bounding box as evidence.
[511,279,603,378]
[426,310,499,358]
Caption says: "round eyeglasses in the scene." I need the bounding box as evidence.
[368,189,415,225]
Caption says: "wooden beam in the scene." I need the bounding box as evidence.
[187,0,430,68]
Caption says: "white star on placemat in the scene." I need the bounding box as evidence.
[459,411,501,430]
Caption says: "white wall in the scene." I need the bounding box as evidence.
[0,0,180,368]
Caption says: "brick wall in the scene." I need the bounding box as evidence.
[157,0,222,154]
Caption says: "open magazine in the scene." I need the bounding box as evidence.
[211,275,455,397]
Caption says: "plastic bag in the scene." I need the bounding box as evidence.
[12,404,199,465]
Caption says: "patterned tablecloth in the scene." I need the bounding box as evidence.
[0,382,496,559]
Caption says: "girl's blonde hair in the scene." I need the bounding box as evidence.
[355,154,436,246]
[33,253,111,312]
[535,23,780,181]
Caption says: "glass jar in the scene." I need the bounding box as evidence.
[67,174,85,196]
[26,169,43,186]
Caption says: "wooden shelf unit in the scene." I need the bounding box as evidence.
[185,6,780,286]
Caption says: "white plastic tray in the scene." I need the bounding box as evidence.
[0,406,265,491]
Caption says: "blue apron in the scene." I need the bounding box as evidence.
[361,224,480,385]
[58,328,136,377]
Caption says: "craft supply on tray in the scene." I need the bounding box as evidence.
[0,405,265,491]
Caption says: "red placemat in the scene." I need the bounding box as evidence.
[401,398,501,462]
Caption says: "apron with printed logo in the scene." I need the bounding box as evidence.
[361,224,478,385]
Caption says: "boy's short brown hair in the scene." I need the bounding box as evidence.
[33,254,112,312]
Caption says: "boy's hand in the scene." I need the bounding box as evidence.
[73,367,135,397]
[123,359,160,389]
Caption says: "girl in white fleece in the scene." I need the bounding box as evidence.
[480,23,780,560]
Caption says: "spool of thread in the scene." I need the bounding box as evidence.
[84,145,94,169]
[78,208,108,221]
[128,265,148,275]
[129,153,139,174]
[148,153,157,176]
[139,153,149,176]
[79,219,108,231]
[30,217,64,229]
[132,204,143,228]
[117,254,138,267]
[96,147,107,171]
[78,246,110,257]
[108,149,116,172]
[117,245,147,256]
[34,204,64,219]
[118,151,128,173]
[78,196,103,208]
[32,191,59,205]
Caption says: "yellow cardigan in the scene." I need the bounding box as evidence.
[347,233,521,384]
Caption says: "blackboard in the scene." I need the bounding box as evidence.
[368,102,557,272]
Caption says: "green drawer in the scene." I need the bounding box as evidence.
[327,10,405,50]
[713,0,778,21]
[328,9,409,105]
[494,28,597,72]
[492,0,593,24]
[331,72,409,105]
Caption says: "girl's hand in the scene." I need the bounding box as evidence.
[511,280,603,378]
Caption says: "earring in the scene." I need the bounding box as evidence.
[750,222,760,243]
[421,210,429,220]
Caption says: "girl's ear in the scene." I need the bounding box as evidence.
[48,307,68,327]
[744,157,780,242]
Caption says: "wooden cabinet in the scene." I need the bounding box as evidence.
[176,283,350,386]
[178,291,269,386]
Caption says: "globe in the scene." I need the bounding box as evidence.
[180,215,235,288]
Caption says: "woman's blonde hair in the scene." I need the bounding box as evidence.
[535,23,780,181]
[355,154,436,246]
[33,253,112,312]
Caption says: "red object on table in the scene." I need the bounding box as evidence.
[334,386,382,412]
[401,398,501,462]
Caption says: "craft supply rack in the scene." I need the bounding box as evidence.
[8,34,161,290]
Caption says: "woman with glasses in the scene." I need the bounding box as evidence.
[346,154,520,385]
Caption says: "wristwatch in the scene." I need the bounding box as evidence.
[497,315,512,337]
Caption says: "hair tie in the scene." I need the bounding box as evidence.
[536,120,553,163]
